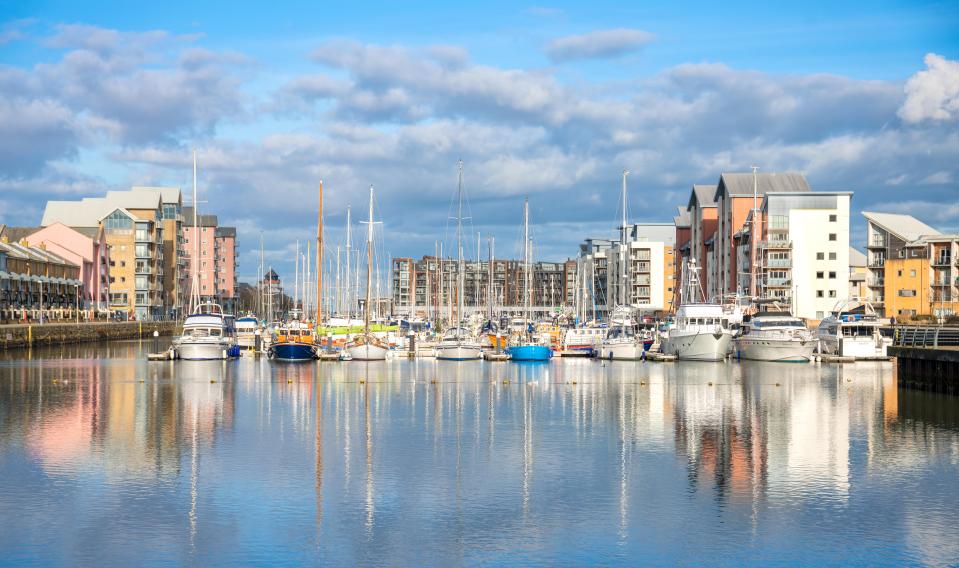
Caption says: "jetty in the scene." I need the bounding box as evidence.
[889,326,959,394]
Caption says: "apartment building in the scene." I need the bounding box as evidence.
[390,255,573,318]
[182,208,238,312]
[603,223,676,314]
[673,207,691,309]
[849,247,867,299]
[41,187,185,320]
[18,223,111,311]
[713,172,811,297]
[862,212,940,316]
[0,238,82,323]
[879,233,959,319]
[685,185,718,295]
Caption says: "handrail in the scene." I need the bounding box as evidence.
[893,326,959,348]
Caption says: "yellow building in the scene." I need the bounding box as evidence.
[883,255,930,318]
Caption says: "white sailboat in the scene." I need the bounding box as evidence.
[346,185,389,361]
[172,151,238,360]
[598,170,644,360]
[436,161,482,361]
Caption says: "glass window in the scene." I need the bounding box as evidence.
[829,214,837,222]
[829,252,837,260]
[828,234,837,241]
[104,210,132,230]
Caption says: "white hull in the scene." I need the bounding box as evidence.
[819,336,890,358]
[236,333,257,348]
[735,337,816,362]
[435,343,482,360]
[662,331,731,361]
[346,343,389,361]
[598,341,644,360]
[175,340,233,360]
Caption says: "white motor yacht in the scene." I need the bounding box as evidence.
[173,302,238,360]
[735,309,816,362]
[661,260,732,361]
[435,326,482,360]
[816,298,891,358]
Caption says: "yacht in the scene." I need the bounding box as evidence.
[235,314,259,351]
[345,185,389,361]
[735,308,816,362]
[173,302,239,360]
[269,319,317,361]
[598,307,644,360]
[435,161,482,361]
[506,198,552,362]
[816,298,891,358]
[561,322,606,357]
[661,260,733,361]
[435,326,482,360]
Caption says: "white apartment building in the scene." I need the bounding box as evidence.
[596,223,676,315]
[759,191,853,320]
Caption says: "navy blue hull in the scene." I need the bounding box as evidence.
[271,343,316,361]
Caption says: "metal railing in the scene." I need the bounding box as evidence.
[894,326,959,348]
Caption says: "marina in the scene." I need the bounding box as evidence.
[1,340,957,565]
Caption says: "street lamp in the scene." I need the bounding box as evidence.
[75,283,80,324]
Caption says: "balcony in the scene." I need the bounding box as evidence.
[867,278,885,288]
[759,240,791,250]
[135,265,152,275]
[765,277,792,287]
[867,238,886,249]
[868,260,885,268]
[932,256,952,267]
[765,258,792,268]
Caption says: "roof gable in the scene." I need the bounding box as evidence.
[715,172,811,202]
[862,212,940,241]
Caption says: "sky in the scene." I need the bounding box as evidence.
[1,0,958,283]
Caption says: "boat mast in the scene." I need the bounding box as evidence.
[294,240,300,320]
[345,206,352,319]
[456,160,465,339]
[488,236,494,322]
[524,197,531,334]
[750,165,759,300]
[189,150,200,314]
[364,185,374,337]
[620,169,629,309]
[317,181,324,327]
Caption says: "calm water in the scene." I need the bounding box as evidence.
[1,342,958,567]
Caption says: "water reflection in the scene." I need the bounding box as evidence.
[0,343,957,565]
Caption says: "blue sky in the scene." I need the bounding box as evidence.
[1,0,958,282]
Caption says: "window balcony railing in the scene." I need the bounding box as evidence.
[868,260,885,268]
[766,259,792,268]
[765,277,792,287]
[933,256,952,267]
[759,240,791,250]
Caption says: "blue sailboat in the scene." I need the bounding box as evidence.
[507,198,552,362]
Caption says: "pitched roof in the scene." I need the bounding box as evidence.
[673,206,691,228]
[715,172,811,201]
[182,207,218,227]
[104,190,162,211]
[42,198,112,227]
[687,184,717,210]
[861,212,940,241]
[131,186,181,204]
[0,226,40,243]
[848,247,867,267]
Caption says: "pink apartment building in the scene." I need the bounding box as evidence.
[182,207,238,312]
[25,222,111,311]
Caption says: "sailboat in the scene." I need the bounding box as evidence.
[172,150,239,360]
[345,186,390,361]
[436,162,482,361]
[598,170,645,360]
[506,198,552,362]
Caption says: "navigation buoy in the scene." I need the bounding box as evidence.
[359,379,365,384]
[708,381,713,386]
[775,382,781,387]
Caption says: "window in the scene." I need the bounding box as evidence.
[910,269,917,277]
[120,261,126,268]
[829,271,836,279]
[817,290,824,298]
[898,289,917,297]
[816,311,824,319]
[829,252,837,260]
[817,253,824,260]
[829,290,837,298]
[829,214,837,222]
[828,234,837,241]
[103,210,133,231]
[817,271,824,279]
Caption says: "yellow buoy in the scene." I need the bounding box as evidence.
[210,379,216,383]
[708,381,713,386]
[775,382,781,387]
[287,379,293,384]
[640,381,646,386]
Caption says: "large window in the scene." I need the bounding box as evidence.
[104,210,132,231]
[162,204,179,220]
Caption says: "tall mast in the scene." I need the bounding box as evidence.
[524,197,530,326]
[439,242,444,329]
[750,165,759,299]
[317,181,324,327]
[345,206,352,319]
[456,160,465,337]
[295,240,300,319]
[189,149,200,314]
[306,241,311,318]
[488,236,494,321]
[364,185,374,336]
[620,169,629,308]
[258,232,264,318]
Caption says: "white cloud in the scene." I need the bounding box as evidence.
[545,28,655,62]
[898,53,959,124]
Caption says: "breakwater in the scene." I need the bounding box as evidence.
[0,321,178,349]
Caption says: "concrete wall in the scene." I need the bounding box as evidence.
[0,320,177,349]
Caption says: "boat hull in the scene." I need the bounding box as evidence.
[435,344,482,361]
[662,332,732,361]
[598,341,644,360]
[819,336,890,358]
[175,340,237,360]
[735,337,817,362]
[346,343,389,361]
[271,342,316,361]
[507,345,552,361]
